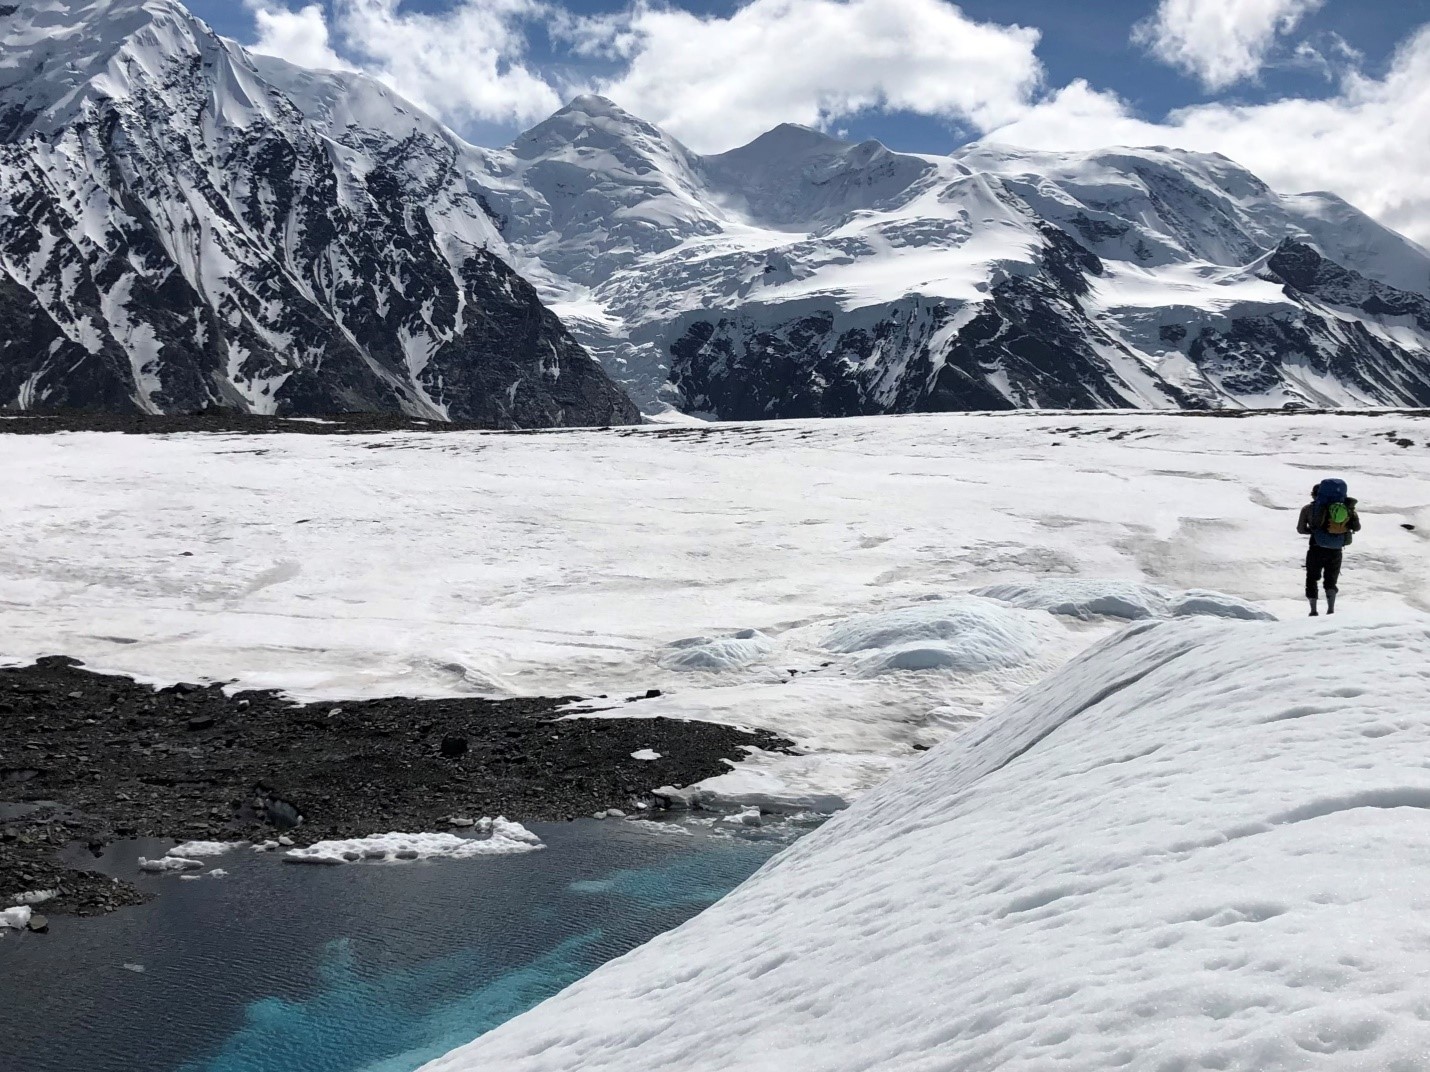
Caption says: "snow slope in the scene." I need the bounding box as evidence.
[423,614,1430,1071]
[2,411,1427,806]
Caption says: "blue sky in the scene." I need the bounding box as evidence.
[190,0,1430,242]
[191,0,1428,153]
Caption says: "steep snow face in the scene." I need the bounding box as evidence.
[477,100,1430,417]
[422,615,1430,1071]
[0,1,638,426]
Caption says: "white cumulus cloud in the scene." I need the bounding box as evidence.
[557,0,1045,153]
[244,0,352,71]
[988,25,1430,246]
[1133,0,1324,89]
[244,0,562,127]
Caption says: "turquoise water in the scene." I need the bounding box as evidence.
[0,820,801,1072]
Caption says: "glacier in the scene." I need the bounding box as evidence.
[421,614,1430,1071]
[2,410,1426,807]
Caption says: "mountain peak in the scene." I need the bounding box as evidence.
[509,93,695,168]
[717,122,847,162]
[557,94,637,121]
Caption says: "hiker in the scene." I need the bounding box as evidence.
[1297,478,1361,617]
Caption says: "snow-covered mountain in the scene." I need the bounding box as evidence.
[479,97,1430,418]
[5,2,1428,422]
[0,1,637,426]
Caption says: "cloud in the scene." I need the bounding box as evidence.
[987,26,1430,246]
[1132,0,1324,89]
[332,0,561,126]
[245,0,562,127]
[560,0,1044,153]
[244,1,352,71]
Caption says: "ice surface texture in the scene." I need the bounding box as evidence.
[3,412,1427,809]
[823,598,1064,676]
[424,617,1430,1071]
[974,579,1277,622]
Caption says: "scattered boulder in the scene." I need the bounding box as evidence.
[186,716,215,732]
[440,736,469,758]
[26,913,48,933]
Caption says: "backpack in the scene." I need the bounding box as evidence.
[1311,478,1353,549]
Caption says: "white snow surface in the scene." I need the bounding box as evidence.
[0,906,33,930]
[630,749,661,761]
[423,616,1430,1072]
[1,412,1427,809]
[282,821,541,865]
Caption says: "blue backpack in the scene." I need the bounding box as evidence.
[1311,478,1352,549]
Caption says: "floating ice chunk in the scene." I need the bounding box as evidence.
[722,807,763,827]
[825,598,1057,675]
[1171,589,1277,621]
[251,840,280,852]
[283,821,542,865]
[661,629,775,671]
[169,841,236,858]
[0,906,32,929]
[208,869,228,878]
[973,579,1171,620]
[121,963,145,974]
[631,749,662,761]
[138,856,204,873]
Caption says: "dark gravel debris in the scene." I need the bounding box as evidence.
[1,656,790,920]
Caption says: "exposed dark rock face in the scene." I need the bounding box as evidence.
[0,1,638,428]
[672,227,1199,419]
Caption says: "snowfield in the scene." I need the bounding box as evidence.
[1,411,1427,807]
[422,616,1430,1072]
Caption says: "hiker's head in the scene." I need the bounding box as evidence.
[1311,485,1319,498]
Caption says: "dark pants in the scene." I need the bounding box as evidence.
[1305,544,1342,600]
